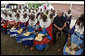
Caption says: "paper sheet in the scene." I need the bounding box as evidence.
[66,47,75,55]
[17,28,23,34]
[35,34,45,41]
[23,32,31,36]
[65,43,77,55]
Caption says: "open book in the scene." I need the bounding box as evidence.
[65,43,77,55]
[23,32,31,36]
[35,34,45,41]
[17,28,23,34]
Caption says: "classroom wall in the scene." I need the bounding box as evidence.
[51,3,84,19]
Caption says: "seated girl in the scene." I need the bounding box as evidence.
[9,12,20,37]
[10,12,29,37]
[63,13,84,55]
[7,12,15,26]
[1,11,9,35]
[16,13,38,47]
[30,14,53,51]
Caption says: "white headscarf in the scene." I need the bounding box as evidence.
[8,13,15,21]
[20,12,29,23]
[40,17,51,28]
[75,23,84,34]
[29,18,37,26]
[1,10,8,20]
[2,14,8,20]
[15,12,20,23]
[38,15,41,22]
[20,13,29,23]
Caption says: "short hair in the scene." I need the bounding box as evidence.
[68,10,71,14]
[57,9,63,14]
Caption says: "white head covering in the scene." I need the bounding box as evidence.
[29,18,37,26]
[20,12,29,23]
[40,17,51,28]
[2,11,8,20]
[8,12,15,21]
[38,15,41,22]
[1,11,4,19]
[15,12,20,23]
[14,5,17,9]
[75,23,84,34]
[48,4,54,11]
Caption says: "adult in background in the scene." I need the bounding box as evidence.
[52,10,68,44]
[65,10,72,30]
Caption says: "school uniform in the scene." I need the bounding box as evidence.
[65,13,72,29]
[34,18,53,50]
[16,18,38,47]
[1,12,8,34]
[9,13,20,37]
[10,12,28,37]
[63,24,84,55]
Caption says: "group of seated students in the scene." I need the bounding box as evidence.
[1,4,84,55]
